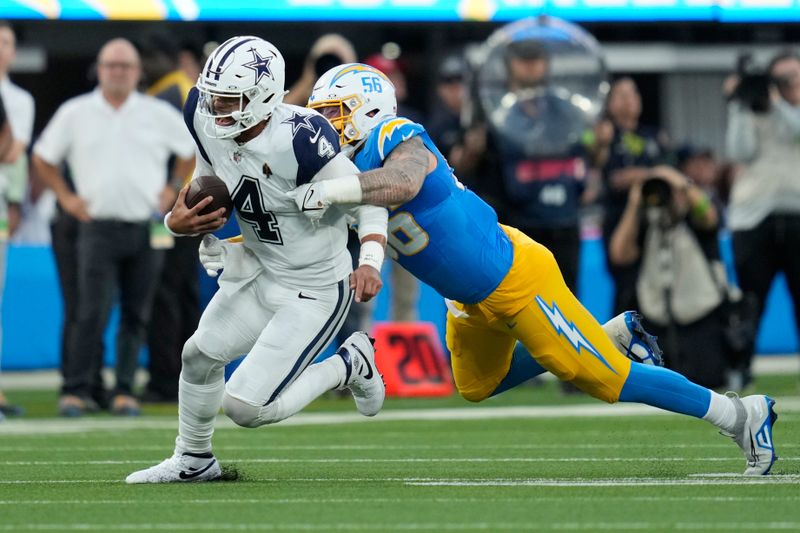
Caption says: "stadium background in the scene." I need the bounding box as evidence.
[2,0,800,370]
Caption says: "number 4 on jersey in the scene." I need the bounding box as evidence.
[232,176,283,245]
[317,134,335,159]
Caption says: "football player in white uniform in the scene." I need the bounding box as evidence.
[126,37,388,484]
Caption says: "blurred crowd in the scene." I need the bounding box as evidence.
[0,20,799,419]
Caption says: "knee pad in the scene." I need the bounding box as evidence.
[456,383,490,403]
[222,392,261,428]
[181,337,226,385]
[452,370,491,403]
[256,401,283,425]
[222,389,288,427]
[193,326,231,360]
[574,380,620,404]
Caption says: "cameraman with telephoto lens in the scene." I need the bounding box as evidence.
[724,50,800,389]
[609,166,731,388]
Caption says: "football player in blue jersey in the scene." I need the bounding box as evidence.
[283,63,778,476]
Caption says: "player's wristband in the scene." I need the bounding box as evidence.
[164,211,199,237]
[358,240,384,272]
[325,175,363,204]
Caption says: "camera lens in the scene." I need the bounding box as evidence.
[641,177,672,207]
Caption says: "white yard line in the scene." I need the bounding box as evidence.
[4,354,797,390]
[406,477,800,487]
[0,495,794,506]
[2,398,799,436]
[2,522,800,531]
[2,456,798,466]
[3,475,800,486]
[2,442,796,452]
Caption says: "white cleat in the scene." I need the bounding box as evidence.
[603,311,664,367]
[723,392,779,476]
[125,451,222,484]
[337,331,385,417]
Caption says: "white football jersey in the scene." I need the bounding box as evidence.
[186,92,352,288]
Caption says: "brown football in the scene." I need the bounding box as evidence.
[185,175,233,218]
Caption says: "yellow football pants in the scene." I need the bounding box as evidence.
[446,225,632,403]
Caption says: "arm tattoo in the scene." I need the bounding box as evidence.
[357,136,430,206]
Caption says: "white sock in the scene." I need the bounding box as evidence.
[256,356,346,425]
[176,376,224,455]
[702,391,738,433]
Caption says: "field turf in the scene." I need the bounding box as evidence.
[0,375,798,532]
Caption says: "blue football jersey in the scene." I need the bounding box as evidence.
[354,117,513,304]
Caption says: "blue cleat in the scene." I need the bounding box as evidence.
[603,311,664,367]
[724,392,779,475]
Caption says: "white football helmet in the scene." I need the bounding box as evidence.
[308,63,397,155]
[197,36,286,139]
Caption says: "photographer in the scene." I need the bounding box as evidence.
[725,50,800,385]
[609,166,729,388]
[593,77,670,315]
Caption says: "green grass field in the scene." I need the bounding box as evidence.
[1,375,798,532]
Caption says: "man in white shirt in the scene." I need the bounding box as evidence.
[32,38,196,417]
[0,21,33,419]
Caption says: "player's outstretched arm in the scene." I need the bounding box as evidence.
[356,136,432,206]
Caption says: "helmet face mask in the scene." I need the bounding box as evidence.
[310,94,363,149]
[309,63,397,155]
[197,90,248,136]
[197,36,286,139]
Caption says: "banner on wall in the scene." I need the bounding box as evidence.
[1,1,799,22]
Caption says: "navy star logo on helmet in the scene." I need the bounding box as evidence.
[243,48,273,84]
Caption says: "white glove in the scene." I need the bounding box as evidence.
[198,234,229,277]
[287,181,331,222]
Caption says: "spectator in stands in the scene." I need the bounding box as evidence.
[609,166,729,388]
[32,38,195,417]
[592,77,669,314]
[0,93,8,422]
[0,21,34,419]
[139,33,200,403]
[427,54,466,167]
[466,41,591,293]
[724,49,800,386]
[177,42,202,84]
[285,34,357,106]
[432,54,487,192]
[0,94,18,420]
